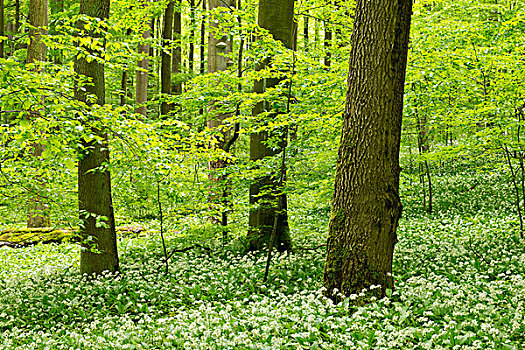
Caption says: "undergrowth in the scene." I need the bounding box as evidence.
[0,169,524,349]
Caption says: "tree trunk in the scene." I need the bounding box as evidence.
[334,0,346,48]
[188,0,195,72]
[50,0,64,16]
[324,20,332,67]
[172,0,182,95]
[207,0,235,225]
[120,70,128,106]
[293,18,298,51]
[303,13,308,53]
[135,2,151,117]
[323,0,412,301]
[161,1,174,116]
[15,0,20,34]
[27,0,48,64]
[149,18,155,57]
[26,0,50,229]
[50,0,64,63]
[200,0,206,75]
[0,0,4,58]
[415,108,433,214]
[75,0,119,275]
[247,0,295,252]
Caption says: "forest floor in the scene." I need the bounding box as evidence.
[0,169,524,349]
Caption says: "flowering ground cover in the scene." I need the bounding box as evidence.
[0,171,524,349]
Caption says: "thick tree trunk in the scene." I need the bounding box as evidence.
[135,3,151,117]
[161,1,174,116]
[207,0,235,225]
[323,0,412,301]
[171,0,182,95]
[26,0,50,229]
[207,0,233,76]
[27,0,48,64]
[247,0,295,252]
[75,0,119,275]
[26,143,50,228]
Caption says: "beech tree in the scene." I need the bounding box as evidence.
[75,0,119,275]
[247,0,295,252]
[135,0,151,117]
[0,0,4,58]
[206,0,235,226]
[323,0,413,300]
[172,0,182,95]
[160,0,174,116]
[26,0,50,228]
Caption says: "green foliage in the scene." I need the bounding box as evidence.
[0,171,523,348]
[1,0,525,348]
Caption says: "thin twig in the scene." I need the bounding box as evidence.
[157,181,169,273]
[503,145,524,238]
[294,244,326,251]
[164,243,212,262]
[467,237,491,265]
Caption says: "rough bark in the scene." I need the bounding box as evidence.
[171,0,182,95]
[323,0,412,301]
[26,0,50,228]
[206,0,235,226]
[161,1,174,116]
[247,0,295,252]
[75,0,119,275]
[27,0,48,64]
[135,1,151,117]
[207,0,233,76]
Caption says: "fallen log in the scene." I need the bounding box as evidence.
[0,225,147,248]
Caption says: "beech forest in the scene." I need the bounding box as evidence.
[0,0,524,349]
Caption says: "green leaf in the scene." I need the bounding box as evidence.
[20,119,30,129]
[42,147,52,158]
[64,159,76,170]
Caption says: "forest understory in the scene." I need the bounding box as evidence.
[1,0,525,348]
[1,165,524,349]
